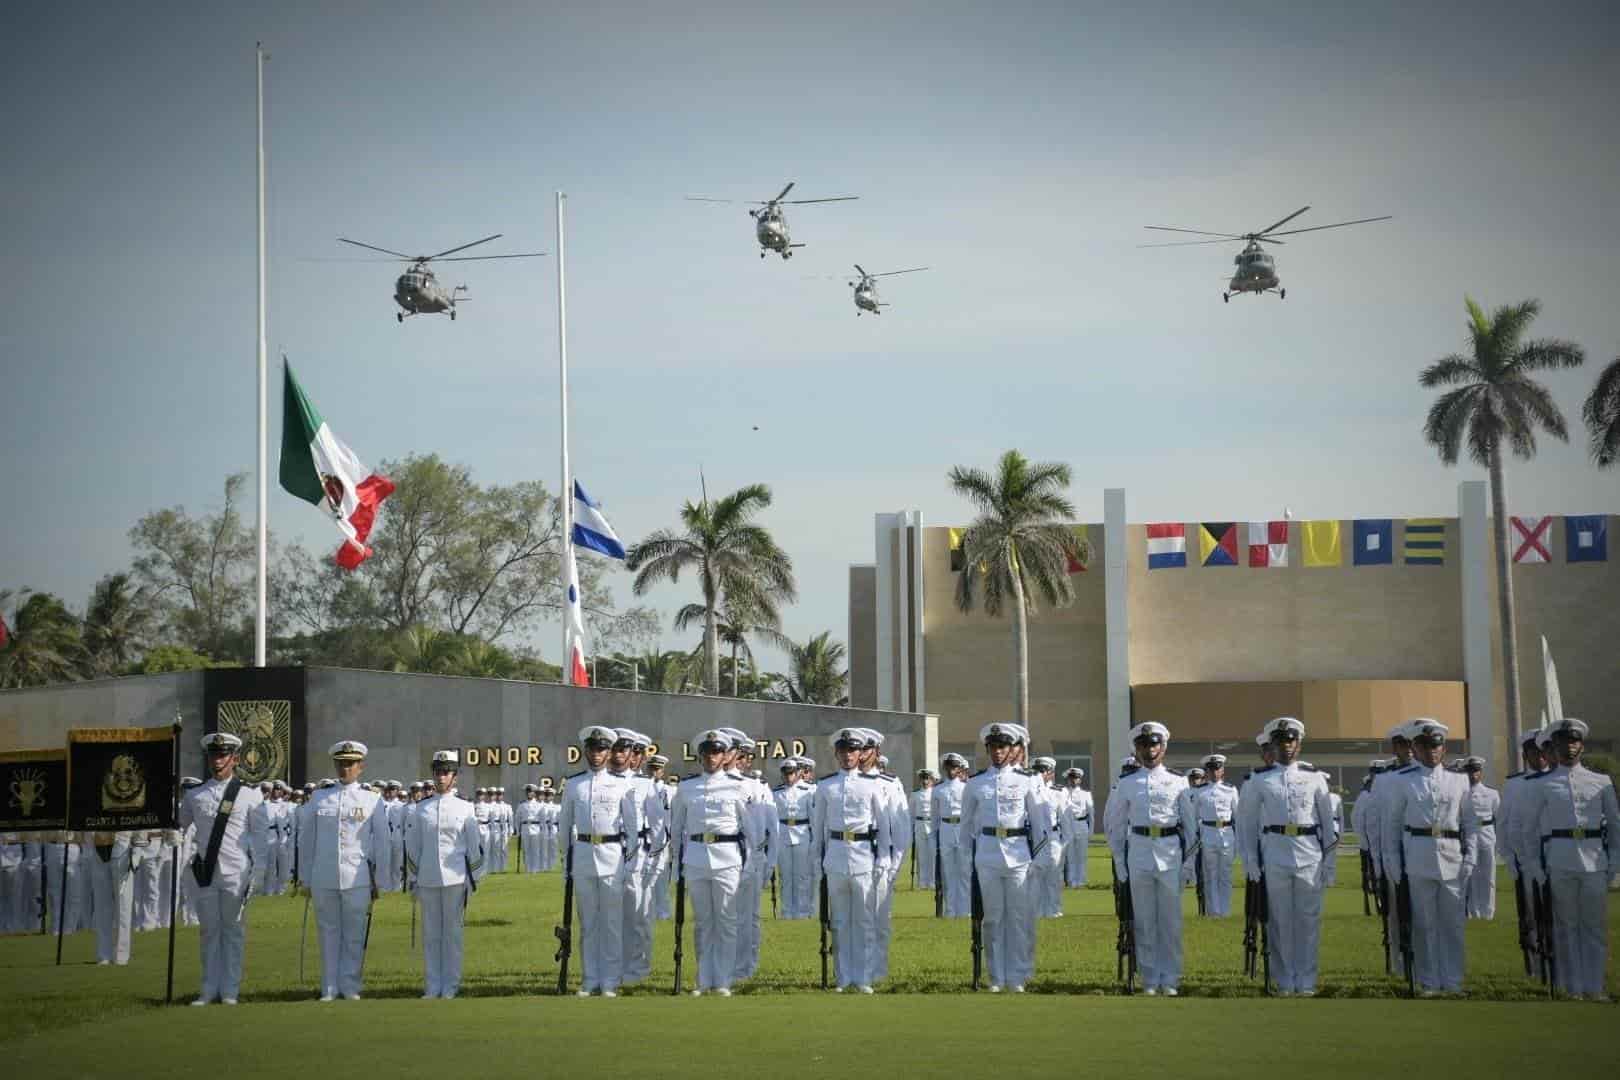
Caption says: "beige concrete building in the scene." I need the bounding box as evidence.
[851,484,1617,800]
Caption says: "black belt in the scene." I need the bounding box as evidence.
[1477,818,1495,827]
[1405,826,1461,839]
[1263,824,1319,837]
[689,832,743,843]
[1547,827,1606,840]
[1072,814,1091,823]
[830,829,875,842]
[1131,825,1180,838]
[1201,819,1232,828]
[636,828,651,839]
[574,833,624,845]
[779,817,808,826]
[982,826,1029,838]
[941,815,961,824]
[915,817,932,822]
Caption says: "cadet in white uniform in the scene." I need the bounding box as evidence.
[813,728,891,992]
[774,758,815,919]
[178,732,265,1005]
[725,730,777,983]
[1380,719,1478,996]
[647,757,675,919]
[1061,768,1094,888]
[670,730,758,995]
[404,750,484,999]
[959,722,1049,992]
[1107,721,1198,996]
[1460,758,1499,919]
[1192,754,1239,916]
[297,739,387,1002]
[617,730,662,987]
[1029,757,1064,918]
[84,830,136,964]
[911,770,937,891]
[862,736,908,983]
[1520,717,1620,1001]
[1237,718,1335,995]
[516,784,544,873]
[558,724,642,997]
[1366,723,1416,977]
[933,754,970,917]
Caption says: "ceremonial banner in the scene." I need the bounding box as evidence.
[1247,520,1288,567]
[1403,519,1446,565]
[1066,525,1089,573]
[1352,519,1393,566]
[1302,520,1342,568]
[0,749,68,832]
[948,528,965,572]
[1564,514,1608,563]
[1511,516,1552,564]
[66,726,178,831]
[1146,523,1186,569]
[1199,522,1238,567]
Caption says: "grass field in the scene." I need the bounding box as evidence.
[2,842,1614,1078]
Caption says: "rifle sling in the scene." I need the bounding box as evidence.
[192,778,243,889]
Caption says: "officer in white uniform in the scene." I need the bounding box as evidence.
[959,722,1049,993]
[724,729,777,983]
[297,739,387,1002]
[558,724,642,997]
[1192,754,1239,916]
[1061,768,1094,888]
[861,734,907,983]
[774,758,815,919]
[911,770,937,891]
[1380,718,1478,996]
[616,730,662,987]
[1461,757,1500,919]
[1367,723,1416,977]
[1237,717,1335,995]
[813,728,891,992]
[1520,717,1620,1001]
[84,829,136,964]
[1027,757,1062,917]
[670,729,758,995]
[516,784,544,873]
[177,732,265,1005]
[43,829,85,935]
[404,750,484,999]
[1107,721,1198,996]
[647,756,675,919]
[274,781,296,892]
[933,753,971,916]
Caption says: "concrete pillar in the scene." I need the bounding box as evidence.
[875,512,898,710]
[1458,480,1497,780]
[1104,488,1131,811]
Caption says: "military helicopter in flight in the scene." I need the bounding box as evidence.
[336,234,545,322]
[685,181,858,259]
[1140,206,1391,302]
[848,264,929,315]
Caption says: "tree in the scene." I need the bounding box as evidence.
[138,644,240,674]
[1421,297,1584,749]
[129,473,258,660]
[673,582,793,697]
[81,573,157,676]
[778,631,850,705]
[949,450,1089,738]
[1581,356,1620,467]
[627,483,796,694]
[0,590,84,688]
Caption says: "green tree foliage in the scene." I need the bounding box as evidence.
[137,644,241,674]
[81,573,157,676]
[1581,355,1620,467]
[0,590,84,688]
[777,631,850,706]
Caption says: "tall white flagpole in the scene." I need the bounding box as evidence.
[557,191,573,681]
[254,42,268,668]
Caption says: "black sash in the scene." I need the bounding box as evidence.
[191,779,243,888]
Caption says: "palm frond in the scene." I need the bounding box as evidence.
[1512,338,1585,375]
[1419,354,1481,389]
[1582,357,1620,467]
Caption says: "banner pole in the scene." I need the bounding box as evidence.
[39,847,48,933]
[164,718,181,1003]
[55,842,69,964]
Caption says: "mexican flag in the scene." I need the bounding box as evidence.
[279,361,395,570]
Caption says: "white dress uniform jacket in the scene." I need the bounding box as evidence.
[1380,762,1478,993]
[557,767,642,994]
[297,781,387,999]
[960,764,1051,990]
[1062,787,1095,888]
[405,791,484,999]
[774,780,815,919]
[1191,781,1239,915]
[1521,763,1620,997]
[671,770,757,992]
[179,778,266,1002]
[1464,782,1501,918]
[812,770,891,989]
[1107,764,1197,992]
[933,776,970,917]
[1236,762,1335,993]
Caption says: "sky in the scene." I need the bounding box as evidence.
[3,1,1618,674]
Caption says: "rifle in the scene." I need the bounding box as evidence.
[1242,876,1257,978]
[1511,864,1533,977]
[1257,873,1271,994]
[1359,848,1374,916]
[672,847,686,995]
[969,855,984,990]
[818,873,831,990]
[1395,873,1415,998]
[554,843,574,994]
[770,868,778,919]
[1534,875,1557,997]
[1375,871,1392,973]
[359,861,377,977]
[909,834,917,891]
[1193,839,1207,916]
[933,826,944,918]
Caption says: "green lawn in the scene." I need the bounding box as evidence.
[2,843,1613,1078]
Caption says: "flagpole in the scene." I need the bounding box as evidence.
[557,191,573,683]
[254,42,268,668]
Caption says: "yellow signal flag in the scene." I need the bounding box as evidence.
[1301,520,1343,567]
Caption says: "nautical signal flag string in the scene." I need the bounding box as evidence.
[278,360,396,570]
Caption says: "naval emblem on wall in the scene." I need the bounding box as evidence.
[217,699,292,784]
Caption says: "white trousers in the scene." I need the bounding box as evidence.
[780,843,814,919]
[942,841,971,918]
[1202,842,1235,916]
[312,886,371,998]
[575,873,625,992]
[1384,877,1408,977]
[87,856,133,964]
[825,869,877,988]
[871,864,899,982]
[1407,873,1466,992]
[274,842,293,892]
[653,854,673,920]
[1038,855,1064,917]
[914,826,936,888]
[1064,834,1091,887]
[689,867,742,990]
[622,856,655,984]
[1130,867,1183,991]
[522,829,544,873]
[1466,834,1497,919]
[732,863,764,981]
[133,855,163,930]
[195,877,249,1001]
[419,884,468,997]
[1549,868,1608,996]
[978,862,1034,988]
[1264,864,1324,992]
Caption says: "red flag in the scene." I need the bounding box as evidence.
[0,612,9,650]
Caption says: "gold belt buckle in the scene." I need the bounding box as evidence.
[1430,825,1443,838]
[1284,824,1300,837]
[994,827,1009,838]
[702,832,717,843]
[1148,825,1164,838]
[1572,827,1586,840]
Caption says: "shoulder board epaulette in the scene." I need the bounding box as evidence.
[1252,764,1277,776]
[566,771,586,780]
[1505,770,1524,779]
[1166,768,1184,776]
[772,783,786,792]
[1013,766,1033,776]
[1397,764,1419,774]
[723,770,743,780]
[880,771,896,781]
[971,768,988,778]
[1298,763,1318,772]
[1528,769,1558,780]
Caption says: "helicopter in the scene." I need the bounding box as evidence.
[685,181,858,259]
[336,234,545,322]
[848,264,928,315]
[1141,206,1391,302]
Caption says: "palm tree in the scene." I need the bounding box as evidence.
[627,483,796,694]
[1582,356,1620,466]
[1421,297,1584,749]
[779,631,850,705]
[387,624,452,673]
[81,573,156,676]
[0,590,84,689]
[949,450,1089,738]
[674,583,793,697]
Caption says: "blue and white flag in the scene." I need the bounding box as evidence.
[572,480,626,560]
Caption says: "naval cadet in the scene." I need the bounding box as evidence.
[1462,757,1500,920]
[403,750,484,999]
[723,729,777,984]
[516,784,545,873]
[670,729,758,996]
[557,724,642,997]
[178,732,267,1006]
[861,733,909,983]
[933,753,971,917]
[1060,768,1094,889]
[647,755,675,919]
[1367,722,1416,977]
[1191,754,1238,916]
[774,757,816,919]
[911,769,937,892]
[813,728,892,992]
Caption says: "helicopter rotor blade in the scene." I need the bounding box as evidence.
[423,234,504,261]
[873,266,929,277]
[1256,206,1311,235]
[1138,237,1249,248]
[783,196,859,204]
[434,252,548,262]
[853,264,867,278]
[1143,225,1247,239]
[685,197,743,203]
[1264,215,1393,238]
[337,237,415,259]
[773,181,796,204]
